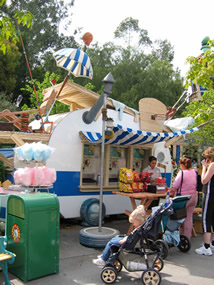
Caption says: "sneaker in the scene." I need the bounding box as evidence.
[195,245,212,256]
[92,258,106,266]
[210,244,214,252]
[97,254,102,258]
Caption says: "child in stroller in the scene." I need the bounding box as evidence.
[93,205,146,266]
[94,203,172,285]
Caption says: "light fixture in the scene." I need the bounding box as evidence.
[105,117,114,139]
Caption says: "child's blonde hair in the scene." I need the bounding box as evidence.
[129,205,146,224]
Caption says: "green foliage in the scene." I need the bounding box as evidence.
[114,17,152,47]
[183,39,214,145]
[21,72,69,114]
[8,0,77,104]
[0,91,18,112]
[0,0,33,54]
[86,18,184,111]
[0,44,21,94]
[0,9,184,119]
[185,40,214,90]
[88,39,183,110]
[15,10,33,28]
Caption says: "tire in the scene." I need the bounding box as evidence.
[178,234,191,252]
[101,266,117,284]
[114,259,123,272]
[154,239,169,259]
[80,198,106,226]
[153,257,164,272]
[141,268,161,285]
[79,227,120,248]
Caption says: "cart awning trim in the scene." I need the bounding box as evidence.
[80,125,199,145]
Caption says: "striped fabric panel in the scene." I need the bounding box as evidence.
[80,125,199,146]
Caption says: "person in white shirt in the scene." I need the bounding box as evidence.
[143,156,161,182]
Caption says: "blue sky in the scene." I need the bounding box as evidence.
[63,0,214,77]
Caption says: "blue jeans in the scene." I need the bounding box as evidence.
[101,237,123,261]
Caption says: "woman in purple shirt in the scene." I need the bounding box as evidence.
[172,157,197,239]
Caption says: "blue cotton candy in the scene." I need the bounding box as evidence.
[34,148,44,161]
[22,143,34,161]
[42,148,52,161]
[14,146,24,160]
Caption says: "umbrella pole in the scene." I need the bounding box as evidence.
[98,94,107,232]
[47,73,70,118]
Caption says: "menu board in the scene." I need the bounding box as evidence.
[84,144,95,156]
[134,148,144,159]
[110,147,122,158]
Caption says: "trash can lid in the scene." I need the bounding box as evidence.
[7,193,59,216]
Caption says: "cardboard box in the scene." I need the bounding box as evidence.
[193,217,203,234]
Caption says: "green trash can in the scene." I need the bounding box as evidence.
[6,193,60,283]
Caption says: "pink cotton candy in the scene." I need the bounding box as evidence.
[23,168,34,186]
[42,167,56,185]
[14,168,34,186]
[34,167,46,186]
[14,169,22,185]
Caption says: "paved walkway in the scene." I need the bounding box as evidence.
[1,216,214,285]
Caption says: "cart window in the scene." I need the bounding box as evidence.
[109,147,128,184]
[133,148,150,173]
[82,144,101,185]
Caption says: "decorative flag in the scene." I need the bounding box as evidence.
[50,78,57,85]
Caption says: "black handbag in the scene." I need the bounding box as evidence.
[172,171,187,220]
[170,207,187,220]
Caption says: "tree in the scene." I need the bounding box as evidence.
[87,19,184,111]
[0,91,18,112]
[0,44,21,94]
[183,39,214,145]
[4,0,77,104]
[0,0,33,54]
[114,17,152,47]
[20,72,70,115]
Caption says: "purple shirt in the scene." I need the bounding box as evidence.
[172,169,197,195]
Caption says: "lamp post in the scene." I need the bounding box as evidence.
[80,72,120,248]
[99,72,114,232]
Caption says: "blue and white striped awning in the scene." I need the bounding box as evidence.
[53,48,93,79]
[80,124,199,146]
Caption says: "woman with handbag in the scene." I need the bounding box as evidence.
[172,157,198,239]
[195,147,214,256]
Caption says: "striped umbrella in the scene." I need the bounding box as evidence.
[53,48,93,79]
[47,48,93,117]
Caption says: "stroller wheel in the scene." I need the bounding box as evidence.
[141,268,161,285]
[178,234,191,252]
[114,259,123,272]
[101,266,117,284]
[153,257,164,272]
[154,239,169,259]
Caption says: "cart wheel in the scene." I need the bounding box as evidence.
[101,266,117,284]
[154,239,169,259]
[141,268,161,285]
[153,257,164,272]
[114,259,123,272]
[178,234,191,252]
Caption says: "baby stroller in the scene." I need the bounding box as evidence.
[100,202,172,285]
[159,195,191,259]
